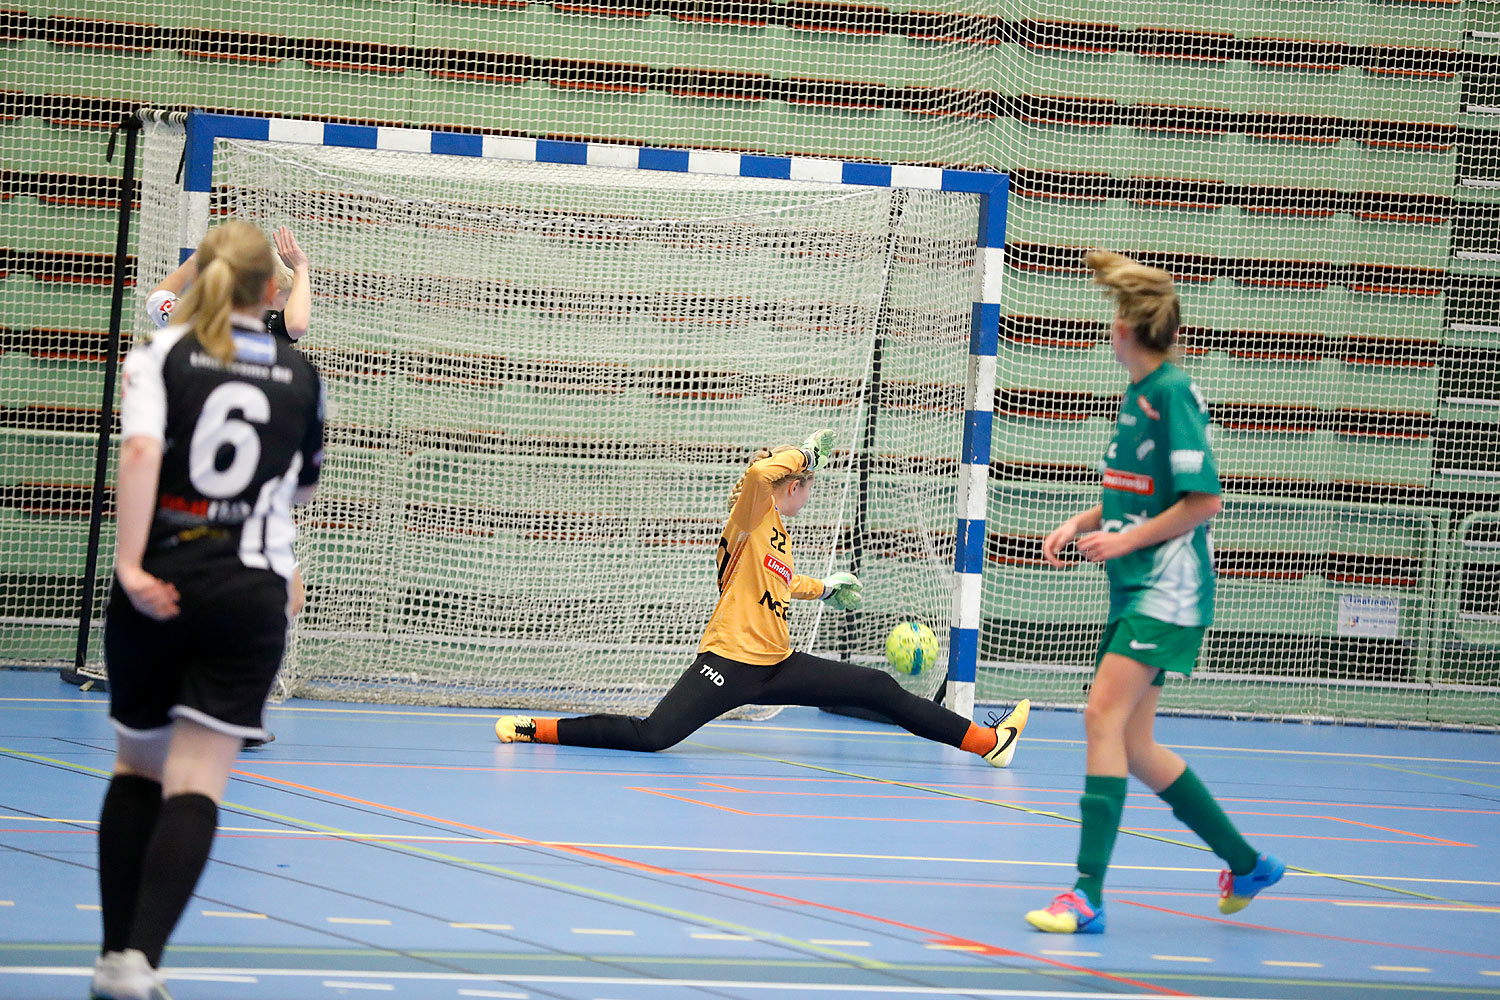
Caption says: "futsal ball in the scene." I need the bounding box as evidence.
[886,621,939,675]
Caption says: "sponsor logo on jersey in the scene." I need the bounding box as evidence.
[160,493,210,517]
[763,553,793,585]
[758,590,790,621]
[1170,449,1205,474]
[1136,439,1156,461]
[232,332,277,366]
[1137,395,1161,421]
[1118,411,1137,426]
[1102,468,1154,495]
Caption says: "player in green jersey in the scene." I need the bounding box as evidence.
[1024,251,1284,935]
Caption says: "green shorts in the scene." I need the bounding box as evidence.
[1096,615,1207,687]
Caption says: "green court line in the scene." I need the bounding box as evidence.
[692,742,1482,908]
[1366,762,1500,792]
[0,746,888,971]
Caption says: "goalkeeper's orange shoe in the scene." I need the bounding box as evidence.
[495,716,539,743]
[982,699,1030,768]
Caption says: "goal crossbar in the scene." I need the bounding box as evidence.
[177,110,1010,718]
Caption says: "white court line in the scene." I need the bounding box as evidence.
[1263,961,1322,968]
[0,968,1298,998]
[457,991,530,998]
[811,939,870,947]
[1373,966,1432,973]
[451,922,513,930]
[1039,951,1098,958]
[571,928,635,936]
[1150,955,1211,963]
[74,904,100,911]
[8,696,1497,766]
[327,917,391,926]
[323,981,394,991]
[202,910,266,919]
[690,932,754,941]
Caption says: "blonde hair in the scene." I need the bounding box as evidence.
[174,221,276,364]
[727,446,815,511]
[1085,250,1180,353]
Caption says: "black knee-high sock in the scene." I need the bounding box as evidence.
[126,793,219,968]
[97,774,163,954]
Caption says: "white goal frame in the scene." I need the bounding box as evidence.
[176,110,1009,718]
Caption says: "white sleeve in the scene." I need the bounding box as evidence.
[145,289,178,329]
[118,342,168,444]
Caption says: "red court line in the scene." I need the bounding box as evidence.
[1117,899,1500,960]
[232,768,1191,997]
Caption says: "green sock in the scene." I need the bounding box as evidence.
[1158,766,1259,876]
[1072,774,1127,908]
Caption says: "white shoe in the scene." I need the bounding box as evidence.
[982,698,1030,768]
[89,949,170,1000]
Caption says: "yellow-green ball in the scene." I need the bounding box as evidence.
[886,622,939,675]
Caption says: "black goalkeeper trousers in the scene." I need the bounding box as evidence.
[555,650,971,753]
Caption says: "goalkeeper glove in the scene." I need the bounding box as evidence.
[821,571,862,611]
[801,428,835,471]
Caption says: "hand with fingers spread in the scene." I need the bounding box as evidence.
[274,226,308,271]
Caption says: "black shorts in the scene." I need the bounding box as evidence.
[104,546,289,742]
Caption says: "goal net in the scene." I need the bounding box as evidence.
[136,118,988,715]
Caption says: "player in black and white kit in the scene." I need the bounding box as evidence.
[90,221,324,1000]
[146,225,313,751]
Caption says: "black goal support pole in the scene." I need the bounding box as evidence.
[63,112,141,690]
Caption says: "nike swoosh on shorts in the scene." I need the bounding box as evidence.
[1129,640,1157,650]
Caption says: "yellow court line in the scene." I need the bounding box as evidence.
[693,740,1495,908]
[1333,901,1500,913]
[0,746,892,973]
[7,811,1500,888]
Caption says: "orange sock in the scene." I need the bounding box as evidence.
[959,722,997,756]
[534,718,559,744]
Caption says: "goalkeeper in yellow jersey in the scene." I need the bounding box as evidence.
[496,429,1030,766]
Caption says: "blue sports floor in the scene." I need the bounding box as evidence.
[1,666,1498,1000]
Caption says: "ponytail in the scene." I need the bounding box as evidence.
[1085,250,1180,353]
[727,445,814,511]
[172,221,276,364]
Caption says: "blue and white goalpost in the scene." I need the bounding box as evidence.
[139,110,1007,718]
